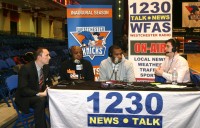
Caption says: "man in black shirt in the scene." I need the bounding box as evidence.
[60,46,94,81]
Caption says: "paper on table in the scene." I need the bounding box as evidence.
[150,83,161,86]
[156,84,187,88]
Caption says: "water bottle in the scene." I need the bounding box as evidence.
[123,77,128,82]
[172,68,178,85]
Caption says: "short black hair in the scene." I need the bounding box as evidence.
[165,38,180,52]
[108,45,122,57]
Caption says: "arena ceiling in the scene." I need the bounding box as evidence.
[0,0,66,20]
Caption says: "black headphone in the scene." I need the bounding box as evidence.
[108,46,113,57]
[108,45,122,57]
[68,46,73,57]
[169,38,180,53]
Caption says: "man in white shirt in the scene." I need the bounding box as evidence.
[155,38,190,83]
[99,45,135,82]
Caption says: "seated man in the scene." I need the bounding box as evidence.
[99,45,135,82]
[15,47,52,128]
[155,38,190,83]
[60,46,94,81]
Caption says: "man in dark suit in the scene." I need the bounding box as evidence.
[15,47,52,128]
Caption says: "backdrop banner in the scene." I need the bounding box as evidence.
[67,5,113,81]
[128,0,172,82]
[49,89,200,128]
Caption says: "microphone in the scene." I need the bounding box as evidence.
[74,59,82,71]
[74,59,82,80]
[74,59,80,64]
[165,51,173,55]
[114,57,119,64]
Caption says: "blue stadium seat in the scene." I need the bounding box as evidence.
[0,59,9,70]
[0,84,10,107]
[5,58,16,68]
[190,70,200,87]
[50,51,57,58]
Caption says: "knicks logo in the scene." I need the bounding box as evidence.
[71,31,110,60]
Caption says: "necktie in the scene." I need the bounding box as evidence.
[39,68,44,90]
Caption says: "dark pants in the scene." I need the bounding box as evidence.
[30,96,47,128]
[155,75,166,83]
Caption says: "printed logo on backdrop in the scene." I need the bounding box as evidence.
[185,4,200,21]
[71,26,111,60]
[182,2,200,27]
[130,40,166,55]
[128,0,172,81]
[129,40,165,80]
[129,1,172,40]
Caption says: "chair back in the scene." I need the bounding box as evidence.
[6,75,18,91]
[5,75,19,110]
[190,70,200,87]
[155,75,166,83]
[5,58,16,68]
[5,75,35,128]
[0,59,9,70]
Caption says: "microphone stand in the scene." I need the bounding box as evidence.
[109,64,116,80]
[78,72,81,80]
[114,71,117,81]
[109,58,119,81]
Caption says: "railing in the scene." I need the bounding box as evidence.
[0,30,67,40]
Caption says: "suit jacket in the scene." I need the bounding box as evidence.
[15,61,52,113]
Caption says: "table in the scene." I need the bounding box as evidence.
[48,81,200,128]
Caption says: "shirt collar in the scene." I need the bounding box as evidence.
[35,61,42,72]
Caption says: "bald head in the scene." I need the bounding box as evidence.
[70,46,83,60]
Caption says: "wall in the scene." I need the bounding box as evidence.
[53,20,63,39]
[188,54,200,73]
[18,12,34,33]
[41,18,50,38]
[0,10,64,39]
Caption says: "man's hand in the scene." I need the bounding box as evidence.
[155,67,164,76]
[37,86,49,97]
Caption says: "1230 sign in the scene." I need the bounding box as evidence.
[130,2,171,14]
[87,92,163,115]
[129,1,172,34]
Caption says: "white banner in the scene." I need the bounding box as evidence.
[49,89,200,128]
[128,0,172,81]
